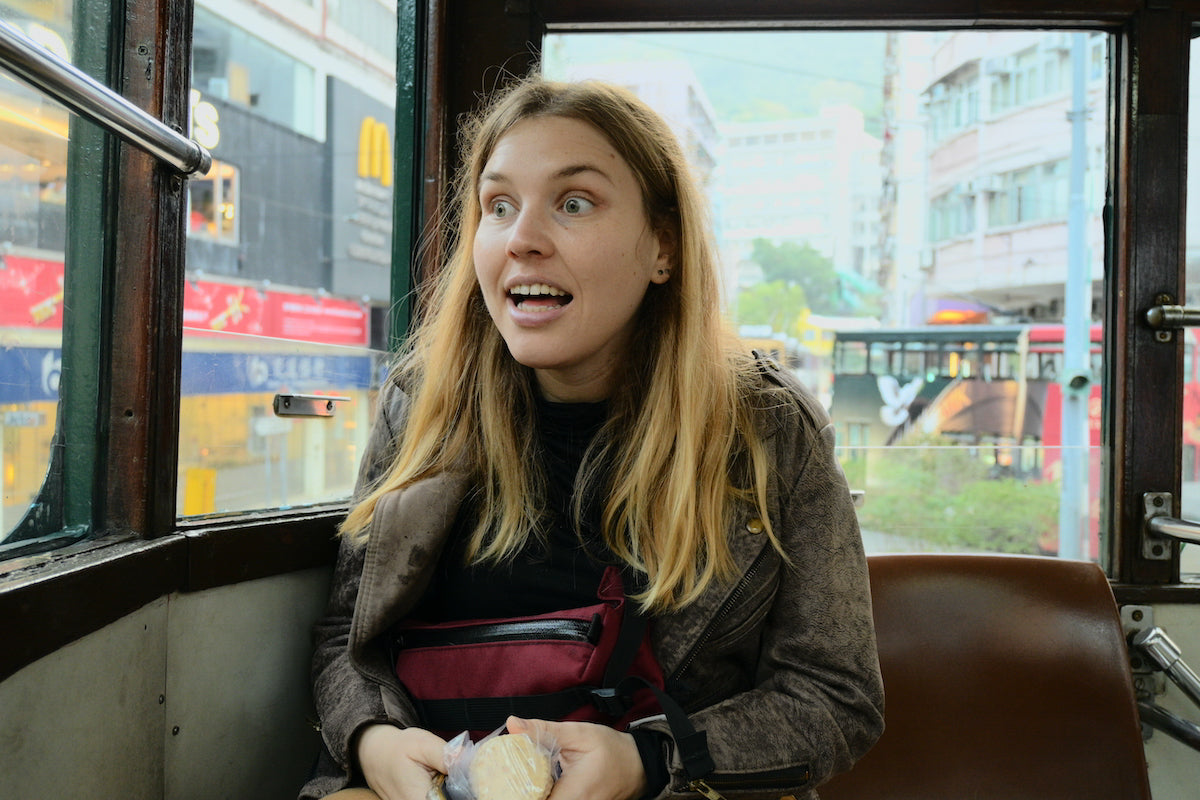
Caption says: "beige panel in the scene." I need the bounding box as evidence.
[0,596,169,800]
[164,566,331,800]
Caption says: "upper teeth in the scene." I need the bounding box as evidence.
[510,284,566,296]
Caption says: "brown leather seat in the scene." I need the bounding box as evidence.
[819,554,1152,800]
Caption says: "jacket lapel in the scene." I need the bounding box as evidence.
[351,473,472,654]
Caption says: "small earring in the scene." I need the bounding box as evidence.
[657,268,671,276]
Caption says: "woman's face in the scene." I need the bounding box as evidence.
[473,115,671,402]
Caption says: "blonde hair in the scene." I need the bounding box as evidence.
[342,77,780,611]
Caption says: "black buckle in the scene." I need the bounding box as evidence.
[589,687,631,717]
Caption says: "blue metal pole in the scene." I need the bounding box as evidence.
[1059,32,1091,560]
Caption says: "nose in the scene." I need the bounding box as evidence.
[506,206,553,258]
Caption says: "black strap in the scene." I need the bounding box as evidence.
[414,687,595,733]
[613,675,715,782]
[602,584,649,687]
[616,584,714,782]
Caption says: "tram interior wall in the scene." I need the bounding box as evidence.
[0,567,330,800]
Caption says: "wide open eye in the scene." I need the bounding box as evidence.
[489,199,515,218]
[562,196,595,215]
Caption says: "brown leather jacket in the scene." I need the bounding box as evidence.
[300,363,883,799]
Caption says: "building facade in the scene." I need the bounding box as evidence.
[915,30,1107,324]
[716,109,883,297]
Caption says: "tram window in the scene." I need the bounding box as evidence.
[178,1,396,517]
[0,9,75,554]
[546,29,1109,561]
[1177,36,1200,578]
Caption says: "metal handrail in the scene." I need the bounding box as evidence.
[0,19,210,175]
[1138,701,1200,752]
[1133,627,1200,711]
[1147,515,1200,547]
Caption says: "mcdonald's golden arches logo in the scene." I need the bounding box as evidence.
[358,117,392,187]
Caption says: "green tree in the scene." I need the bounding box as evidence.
[736,281,808,333]
[750,238,842,314]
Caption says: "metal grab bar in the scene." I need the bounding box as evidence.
[1132,627,1200,711]
[0,20,210,175]
[1138,701,1200,752]
[1147,516,1200,547]
[1145,305,1200,330]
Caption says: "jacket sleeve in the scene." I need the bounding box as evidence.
[652,397,885,798]
[307,381,419,789]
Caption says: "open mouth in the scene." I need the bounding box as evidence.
[508,283,573,313]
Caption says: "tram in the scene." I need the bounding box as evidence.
[1,1,1199,799]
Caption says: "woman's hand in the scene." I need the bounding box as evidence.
[356,724,447,800]
[506,716,648,800]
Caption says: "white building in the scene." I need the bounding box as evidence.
[547,60,720,187]
[715,108,883,301]
[917,30,1108,323]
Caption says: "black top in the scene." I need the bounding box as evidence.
[416,395,614,621]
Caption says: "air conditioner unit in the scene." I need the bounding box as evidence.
[984,57,1012,76]
[970,175,1004,193]
[919,247,936,271]
[1045,31,1073,52]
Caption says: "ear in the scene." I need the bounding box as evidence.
[649,226,676,285]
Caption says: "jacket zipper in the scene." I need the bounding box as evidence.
[689,764,813,799]
[396,615,601,649]
[668,546,772,686]
[671,546,781,800]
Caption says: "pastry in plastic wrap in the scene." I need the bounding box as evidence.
[467,733,555,800]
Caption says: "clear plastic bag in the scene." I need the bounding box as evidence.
[441,726,560,800]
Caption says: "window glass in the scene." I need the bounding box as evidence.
[326,0,397,62]
[0,3,71,549]
[546,29,1108,560]
[1178,37,1200,578]
[192,6,318,138]
[180,1,396,516]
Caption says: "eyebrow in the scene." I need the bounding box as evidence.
[480,163,614,186]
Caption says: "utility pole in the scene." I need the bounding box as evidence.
[1059,32,1092,560]
[876,31,898,323]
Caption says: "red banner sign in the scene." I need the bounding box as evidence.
[0,256,65,329]
[183,280,369,346]
[1,257,369,347]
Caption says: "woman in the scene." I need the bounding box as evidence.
[301,77,883,800]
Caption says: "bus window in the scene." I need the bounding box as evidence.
[901,342,928,378]
[835,339,869,375]
[177,6,396,516]
[1179,37,1200,578]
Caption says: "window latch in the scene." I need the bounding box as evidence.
[272,393,350,418]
